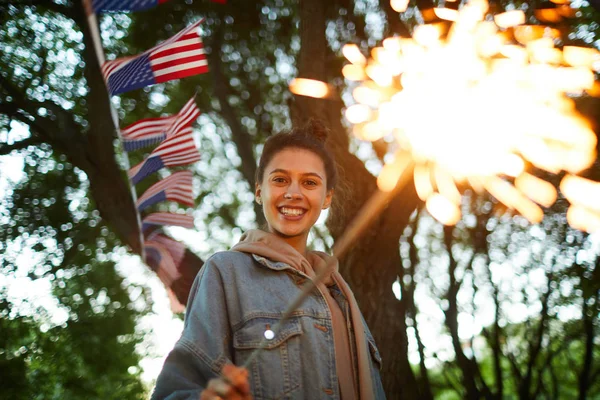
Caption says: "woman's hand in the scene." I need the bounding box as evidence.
[200,364,252,400]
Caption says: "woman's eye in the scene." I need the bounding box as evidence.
[305,180,318,186]
[273,177,287,183]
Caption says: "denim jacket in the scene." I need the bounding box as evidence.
[151,251,386,400]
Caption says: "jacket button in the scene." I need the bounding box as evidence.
[323,388,334,396]
[314,323,328,332]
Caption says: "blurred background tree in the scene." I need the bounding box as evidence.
[1,0,599,398]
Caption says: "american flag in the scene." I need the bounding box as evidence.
[144,240,180,286]
[142,212,195,232]
[128,126,200,184]
[122,96,200,152]
[136,170,194,211]
[89,0,169,13]
[102,20,208,96]
[146,231,187,266]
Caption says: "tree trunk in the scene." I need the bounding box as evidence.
[578,297,596,400]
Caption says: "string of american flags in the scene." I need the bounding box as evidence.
[86,0,222,307]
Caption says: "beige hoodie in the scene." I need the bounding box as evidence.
[231,230,374,400]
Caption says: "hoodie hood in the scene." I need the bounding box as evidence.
[231,229,338,285]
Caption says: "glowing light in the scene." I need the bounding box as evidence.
[343,44,367,65]
[513,25,559,44]
[377,152,411,192]
[390,0,409,13]
[434,7,459,21]
[345,104,372,124]
[414,164,434,201]
[484,177,543,223]
[567,205,600,233]
[343,0,598,229]
[555,67,595,92]
[502,154,525,177]
[365,64,393,87]
[494,10,526,28]
[426,193,461,226]
[563,46,600,69]
[560,175,600,213]
[434,167,461,205]
[353,85,382,107]
[355,120,386,142]
[289,78,330,98]
[413,24,442,47]
[500,45,528,63]
[383,37,402,52]
[342,64,367,81]
[535,8,562,23]
[515,173,557,208]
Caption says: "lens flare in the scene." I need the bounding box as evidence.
[289,78,331,99]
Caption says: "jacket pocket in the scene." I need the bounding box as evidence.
[233,315,302,400]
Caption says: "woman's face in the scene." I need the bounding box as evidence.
[256,148,333,241]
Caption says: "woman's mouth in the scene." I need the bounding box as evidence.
[278,207,306,218]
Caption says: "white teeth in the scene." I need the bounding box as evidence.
[280,207,305,216]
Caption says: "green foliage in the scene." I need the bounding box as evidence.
[0,143,151,398]
[402,191,600,399]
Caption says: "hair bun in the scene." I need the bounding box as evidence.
[302,118,329,144]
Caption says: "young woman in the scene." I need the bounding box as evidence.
[152,120,386,399]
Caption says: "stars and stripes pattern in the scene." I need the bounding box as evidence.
[146,231,187,266]
[122,96,200,152]
[102,20,208,95]
[136,170,194,211]
[88,0,226,15]
[90,0,169,13]
[142,212,195,232]
[144,240,180,286]
[128,126,200,184]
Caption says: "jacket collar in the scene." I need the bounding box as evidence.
[251,254,303,273]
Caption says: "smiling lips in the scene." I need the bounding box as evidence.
[279,206,307,217]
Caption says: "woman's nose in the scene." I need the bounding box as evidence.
[285,184,302,199]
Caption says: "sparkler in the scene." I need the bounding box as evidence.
[336,0,599,232]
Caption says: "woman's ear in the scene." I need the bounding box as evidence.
[322,189,334,209]
[255,184,262,205]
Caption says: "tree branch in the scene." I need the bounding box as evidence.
[0,80,90,168]
[520,272,553,399]
[443,225,493,400]
[531,331,580,399]
[506,349,523,384]
[0,0,76,19]
[0,136,42,155]
[578,296,596,400]
[205,22,264,227]
[404,208,433,400]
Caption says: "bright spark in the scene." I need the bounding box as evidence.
[343,0,599,230]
